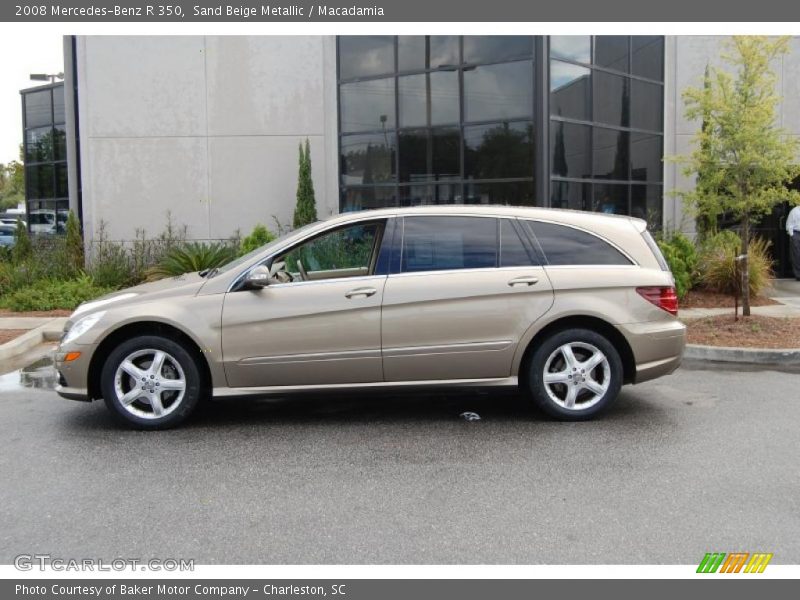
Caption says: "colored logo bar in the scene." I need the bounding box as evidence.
[697,552,773,573]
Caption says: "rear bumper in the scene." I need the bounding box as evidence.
[621,319,686,384]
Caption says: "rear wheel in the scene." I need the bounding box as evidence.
[100,335,203,429]
[526,328,622,420]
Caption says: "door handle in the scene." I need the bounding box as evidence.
[345,287,377,299]
[508,276,539,287]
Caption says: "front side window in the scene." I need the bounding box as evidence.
[401,216,497,273]
[524,220,631,266]
[276,221,383,282]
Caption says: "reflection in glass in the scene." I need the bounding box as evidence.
[25,90,52,129]
[594,36,629,72]
[592,183,629,215]
[402,216,498,272]
[632,36,664,81]
[550,36,591,64]
[399,183,461,206]
[463,36,533,64]
[593,70,629,127]
[550,121,590,179]
[398,128,460,183]
[464,121,533,180]
[25,127,54,163]
[340,78,395,133]
[593,127,629,181]
[399,71,459,128]
[340,133,396,185]
[338,36,394,80]
[464,61,533,123]
[26,165,54,200]
[550,60,590,120]
[53,88,65,124]
[631,133,662,182]
[342,186,398,211]
[429,36,460,68]
[631,184,663,228]
[550,180,591,211]
[54,126,67,161]
[464,181,535,206]
[398,36,426,72]
[55,164,68,199]
[630,79,663,131]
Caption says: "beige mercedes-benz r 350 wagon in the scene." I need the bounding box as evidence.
[55,206,685,429]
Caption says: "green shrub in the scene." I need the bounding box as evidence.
[699,231,773,297]
[145,242,238,281]
[657,232,699,299]
[240,224,276,256]
[0,274,113,312]
[12,219,31,263]
[65,210,85,273]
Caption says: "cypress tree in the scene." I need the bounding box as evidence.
[293,139,318,228]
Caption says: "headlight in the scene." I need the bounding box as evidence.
[62,311,106,345]
[72,292,137,317]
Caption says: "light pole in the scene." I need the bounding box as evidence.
[29,73,64,84]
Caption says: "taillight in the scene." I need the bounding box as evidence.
[636,286,678,316]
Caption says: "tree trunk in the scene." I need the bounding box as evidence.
[741,213,751,317]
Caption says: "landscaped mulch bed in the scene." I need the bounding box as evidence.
[680,289,779,309]
[0,309,72,318]
[683,315,800,349]
[0,329,29,345]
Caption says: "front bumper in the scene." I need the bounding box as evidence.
[54,343,95,402]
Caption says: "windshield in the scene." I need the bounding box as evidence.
[209,221,321,277]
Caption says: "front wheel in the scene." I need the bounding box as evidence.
[526,328,623,421]
[100,335,203,429]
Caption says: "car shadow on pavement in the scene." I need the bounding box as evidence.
[57,386,669,433]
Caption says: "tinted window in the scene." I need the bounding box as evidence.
[340,133,396,184]
[630,79,663,131]
[342,187,398,211]
[399,71,459,128]
[526,221,631,266]
[550,180,591,211]
[25,90,52,128]
[631,133,662,182]
[464,121,533,180]
[500,219,536,267]
[593,127,629,180]
[463,61,533,122]
[340,78,395,133]
[398,128,460,183]
[550,36,591,64]
[463,36,533,64]
[631,36,664,81]
[401,216,497,272]
[594,36,629,72]
[593,183,629,215]
[550,60,590,120]
[463,181,535,206]
[550,121,590,179]
[593,70,629,127]
[338,36,394,80]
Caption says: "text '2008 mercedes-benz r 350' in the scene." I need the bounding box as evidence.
[55,206,686,429]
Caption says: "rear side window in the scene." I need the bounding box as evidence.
[525,220,632,266]
[401,216,497,273]
[500,219,538,267]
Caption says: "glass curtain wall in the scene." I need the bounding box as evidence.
[549,36,664,227]
[338,35,537,211]
[21,83,69,234]
[337,36,664,226]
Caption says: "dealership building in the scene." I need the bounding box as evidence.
[20,35,800,275]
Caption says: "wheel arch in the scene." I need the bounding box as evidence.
[87,321,213,400]
[515,315,636,387]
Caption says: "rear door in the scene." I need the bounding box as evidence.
[381,215,554,381]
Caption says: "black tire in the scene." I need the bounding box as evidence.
[100,335,203,430]
[526,328,623,421]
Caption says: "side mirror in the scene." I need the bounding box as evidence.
[242,265,271,290]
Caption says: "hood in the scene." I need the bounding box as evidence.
[68,272,207,323]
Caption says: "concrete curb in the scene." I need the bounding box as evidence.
[0,318,65,363]
[685,343,800,366]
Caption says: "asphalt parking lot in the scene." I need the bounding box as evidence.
[0,355,798,564]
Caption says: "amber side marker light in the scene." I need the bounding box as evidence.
[636,286,679,316]
[64,352,82,362]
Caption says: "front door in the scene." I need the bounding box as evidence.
[221,220,387,388]
[381,216,554,382]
